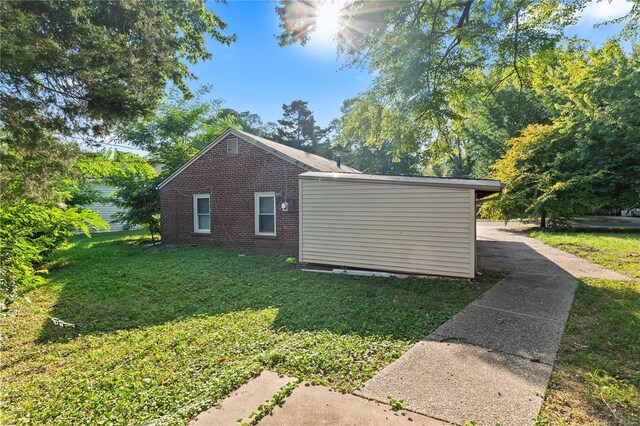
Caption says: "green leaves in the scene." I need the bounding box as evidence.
[0,201,107,301]
[116,88,242,175]
[84,150,162,242]
[1,0,234,204]
[275,100,329,154]
[481,41,640,224]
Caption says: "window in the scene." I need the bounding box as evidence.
[227,138,238,155]
[193,194,211,233]
[255,192,276,235]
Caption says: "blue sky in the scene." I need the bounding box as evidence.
[188,0,634,128]
[189,1,371,128]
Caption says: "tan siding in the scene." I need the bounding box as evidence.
[299,179,475,278]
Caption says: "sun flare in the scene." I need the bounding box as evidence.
[312,1,344,48]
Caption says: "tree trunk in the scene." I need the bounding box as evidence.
[540,211,546,229]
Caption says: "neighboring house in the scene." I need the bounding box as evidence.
[86,183,138,232]
[84,146,160,232]
[158,128,358,252]
[159,128,502,278]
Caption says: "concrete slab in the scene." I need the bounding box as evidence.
[357,340,552,426]
[261,384,449,426]
[429,304,566,365]
[472,273,577,321]
[476,222,630,280]
[189,371,295,426]
[477,240,569,276]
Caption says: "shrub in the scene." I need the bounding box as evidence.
[0,201,106,304]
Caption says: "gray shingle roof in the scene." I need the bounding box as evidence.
[234,129,359,173]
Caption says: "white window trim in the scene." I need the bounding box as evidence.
[193,194,211,233]
[255,192,276,236]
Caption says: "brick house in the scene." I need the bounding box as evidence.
[158,128,358,252]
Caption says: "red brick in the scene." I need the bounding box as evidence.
[160,135,304,253]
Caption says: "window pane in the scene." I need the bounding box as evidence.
[259,215,275,234]
[259,196,274,214]
[197,197,209,214]
[198,214,210,231]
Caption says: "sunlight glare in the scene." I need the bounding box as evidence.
[310,1,344,51]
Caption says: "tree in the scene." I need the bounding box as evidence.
[1,0,234,202]
[424,70,552,178]
[79,150,161,242]
[276,0,639,158]
[218,108,272,138]
[481,41,640,226]
[333,98,424,175]
[116,88,241,175]
[0,1,234,296]
[275,100,329,153]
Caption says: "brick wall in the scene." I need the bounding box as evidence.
[160,134,306,253]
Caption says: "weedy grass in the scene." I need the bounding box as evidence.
[533,231,640,425]
[1,231,502,425]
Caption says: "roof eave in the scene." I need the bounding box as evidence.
[299,171,503,193]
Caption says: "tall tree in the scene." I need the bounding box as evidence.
[1,0,234,202]
[276,0,639,157]
[425,70,552,178]
[80,151,162,243]
[275,100,328,153]
[218,108,272,138]
[333,97,424,175]
[481,41,640,226]
[116,88,241,175]
[0,0,234,298]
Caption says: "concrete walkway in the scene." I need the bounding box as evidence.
[189,370,447,425]
[356,222,627,425]
[189,371,296,425]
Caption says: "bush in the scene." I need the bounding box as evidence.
[0,201,106,304]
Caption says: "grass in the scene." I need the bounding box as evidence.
[530,231,640,278]
[1,231,502,425]
[531,231,640,425]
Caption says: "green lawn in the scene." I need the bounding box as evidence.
[532,231,640,425]
[1,231,501,425]
[530,231,640,278]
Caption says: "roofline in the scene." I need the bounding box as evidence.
[299,172,503,193]
[157,128,319,189]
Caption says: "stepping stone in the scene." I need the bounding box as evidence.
[189,370,295,425]
[261,383,448,425]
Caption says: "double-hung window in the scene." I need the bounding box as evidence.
[255,192,276,236]
[193,194,211,233]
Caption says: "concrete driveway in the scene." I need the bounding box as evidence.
[356,222,627,425]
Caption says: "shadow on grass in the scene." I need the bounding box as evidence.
[38,232,498,343]
[541,277,640,424]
